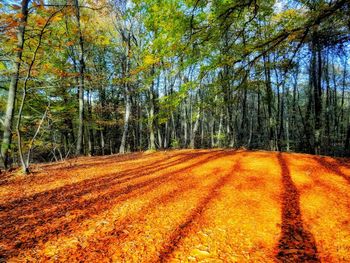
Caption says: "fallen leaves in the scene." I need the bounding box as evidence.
[0,150,349,262]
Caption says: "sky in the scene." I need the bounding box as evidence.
[273,0,284,13]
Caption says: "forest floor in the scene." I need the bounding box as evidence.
[0,149,349,262]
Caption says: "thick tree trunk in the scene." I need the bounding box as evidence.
[345,125,350,156]
[240,88,247,145]
[190,110,200,149]
[100,129,105,155]
[217,110,223,147]
[310,31,323,155]
[119,91,131,154]
[210,115,215,147]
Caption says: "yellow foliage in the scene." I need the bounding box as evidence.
[143,54,160,66]
[272,9,298,23]
[51,13,63,22]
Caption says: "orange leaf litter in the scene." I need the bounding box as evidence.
[0,149,349,262]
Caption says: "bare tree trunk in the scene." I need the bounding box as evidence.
[148,84,156,150]
[264,54,275,151]
[119,91,131,153]
[340,59,346,149]
[164,121,169,148]
[190,110,200,149]
[217,110,223,147]
[87,88,94,156]
[100,129,105,155]
[248,110,253,148]
[190,89,201,149]
[75,0,85,155]
[285,85,290,152]
[201,114,205,147]
[183,103,188,147]
[310,31,323,155]
[345,125,350,156]
[171,112,177,146]
[139,100,143,150]
[210,115,215,147]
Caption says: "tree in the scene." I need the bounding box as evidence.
[1,0,30,168]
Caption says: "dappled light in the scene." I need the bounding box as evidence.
[0,150,349,262]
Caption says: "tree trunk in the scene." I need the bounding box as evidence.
[190,110,200,149]
[264,54,275,151]
[310,31,323,155]
[1,0,29,169]
[148,84,156,150]
[217,110,223,147]
[119,91,131,153]
[183,103,188,147]
[75,0,85,155]
[87,88,94,156]
[345,125,350,156]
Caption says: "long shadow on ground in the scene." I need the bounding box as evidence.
[0,151,192,214]
[0,151,227,260]
[0,152,169,187]
[275,153,319,262]
[158,153,244,262]
[313,157,350,184]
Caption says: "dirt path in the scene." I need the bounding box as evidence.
[0,150,349,262]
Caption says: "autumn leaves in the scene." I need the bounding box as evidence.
[0,150,349,261]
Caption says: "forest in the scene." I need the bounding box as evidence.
[0,1,350,262]
[0,0,349,173]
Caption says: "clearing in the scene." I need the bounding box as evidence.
[0,149,349,262]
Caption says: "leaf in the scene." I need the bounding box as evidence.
[15,13,25,19]
[191,248,210,259]
[0,62,6,70]
[36,16,46,26]
[143,54,159,66]
[66,41,75,46]
[51,14,63,22]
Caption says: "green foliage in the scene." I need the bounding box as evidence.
[170,138,180,149]
[0,0,349,164]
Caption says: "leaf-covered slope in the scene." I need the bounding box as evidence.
[0,150,349,262]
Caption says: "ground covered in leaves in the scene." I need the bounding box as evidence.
[0,149,349,262]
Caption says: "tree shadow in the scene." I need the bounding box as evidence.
[313,157,350,184]
[0,152,180,187]
[275,153,319,262]
[40,152,150,171]
[0,172,15,186]
[72,175,203,259]
[157,154,244,262]
[0,151,227,260]
[0,151,195,211]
